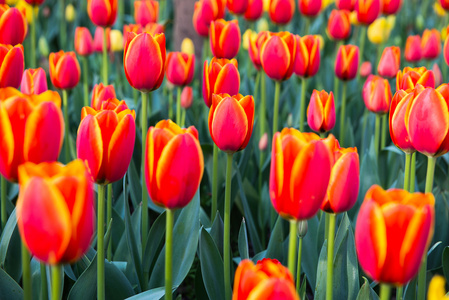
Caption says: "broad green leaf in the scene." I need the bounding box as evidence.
[238,218,249,260]
[265,215,285,263]
[443,246,449,281]
[0,264,23,299]
[0,209,22,282]
[356,277,379,300]
[208,212,224,257]
[314,240,328,300]
[302,216,319,289]
[143,211,166,276]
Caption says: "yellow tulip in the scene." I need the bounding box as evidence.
[367,16,395,45]
[181,38,195,55]
[15,0,38,25]
[242,29,257,50]
[110,29,124,52]
[65,4,76,23]
[434,1,447,17]
[428,275,449,300]
[257,18,269,32]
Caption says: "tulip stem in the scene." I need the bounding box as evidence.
[299,77,307,132]
[82,56,89,107]
[211,144,218,222]
[103,27,108,85]
[107,184,112,261]
[379,284,391,300]
[97,184,105,300]
[165,209,174,300]
[1,176,6,230]
[133,89,138,108]
[374,114,381,158]
[118,0,124,27]
[296,236,303,293]
[417,156,437,300]
[31,7,36,68]
[51,265,62,300]
[62,89,70,163]
[326,213,336,300]
[168,89,173,120]
[258,71,266,192]
[141,92,149,252]
[396,286,403,300]
[358,26,367,81]
[181,109,186,128]
[176,87,181,125]
[224,153,233,300]
[40,263,48,300]
[381,115,387,149]
[273,81,281,134]
[21,242,31,300]
[59,0,66,49]
[404,153,411,192]
[410,152,416,192]
[339,81,347,145]
[288,220,298,275]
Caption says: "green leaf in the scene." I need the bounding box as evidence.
[356,277,379,300]
[143,211,166,276]
[299,275,307,300]
[265,215,285,263]
[0,265,23,299]
[0,209,22,282]
[125,286,172,300]
[208,212,224,257]
[442,246,449,281]
[314,240,328,300]
[302,216,319,289]
[238,218,249,260]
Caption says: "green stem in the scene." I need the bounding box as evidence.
[361,109,369,158]
[325,213,329,241]
[176,87,181,125]
[333,41,343,102]
[82,56,89,107]
[118,0,124,27]
[304,17,310,35]
[168,89,173,120]
[1,176,6,230]
[60,0,66,49]
[358,26,367,81]
[181,109,186,128]
[31,7,36,68]
[211,144,218,222]
[133,89,138,108]
[374,114,381,158]
[410,152,416,192]
[381,114,387,149]
[288,220,298,275]
[396,286,403,300]
[296,237,303,293]
[62,89,70,163]
[40,263,48,300]
[326,213,336,300]
[141,92,149,251]
[404,153,411,192]
[165,209,174,300]
[22,242,31,300]
[103,27,108,85]
[51,265,62,300]
[299,77,307,132]
[339,81,347,145]
[224,153,233,300]
[258,71,266,191]
[273,81,281,134]
[379,284,391,300]
[107,184,112,261]
[97,184,105,300]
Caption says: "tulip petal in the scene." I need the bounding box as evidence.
[76,115,103,181]
[261,35,290,81]
[0,46,24,88]
[247,278,299,300]
[0,103,14,179]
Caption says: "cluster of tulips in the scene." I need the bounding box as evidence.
[0,0,449,299]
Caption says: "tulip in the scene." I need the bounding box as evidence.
[134,0,158,26]
[293,35,320,78]
[396,67,435,91]
[355,0,381,25]
[248,30,269,70]
[90,83,116,110]
[192,0,220,37]
[355,185,435,285]
[259,132,268,150]
[327,9,351,40]
[244,0,263,21]
[336,0,355,10]
[166,52,195,86]
[87,0,117,27]
[0,5,27,45]
[209,19,241,59]
[181,86,193,109]
[307,90,335,133]
[202,57,240,107]
[233,259,299,300]
[269,0,295,25]
[404,35,422,62]
[145,22,165,35]
[24,0,44,5]
[75,27,94,56]
[363,75,392,114]
[0,88,64,182]
[181,37,195,55]
[334,44,359,81]
[367,17,395,45]
[360,61,372,77]
[65,4,76,22]
[123,23,143,42]
[298,0,322,17]
[441,0,449,10]
[227,0,248,14]
[20,68,47,95]
[93,26,111,53]
[422,29,441,60]
[383,0,402,15]
[261,31,297,81]
[110,29,123,52]
[0,44,24,89]
[242,29,256,51]
[48,51,81,90]
[428,275,449,300]
[124,32,166,92]
[433,63,443,86]
[377,46,400,78]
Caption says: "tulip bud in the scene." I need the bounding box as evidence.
[87,0,117,27]
[134,0,159,26]
[382,0,402,15]
[360,61,372,77]
[363,75,392,115]
[269,0,295,25]
[257,17,269,32]
[75,27,94,56]
[432,63,443,86]
[298,0,322,17]
[294,35,320,78]
[405,35,422,62]
[327,9,351,40]
[259,132,268,150]
[334,44,359,81]
[0,44,24,88]
[261,31,297,81]
[389,88,417,154]
[244,0,263,21]
[21,68,48,95]
[91,83,116,110]
[248,30,269,70]
[422,29,441,60]
[181,37,195,55]
[49,51,81,90]
[336,0,355,11]
[356,0,381,25]
[166,52,195,86]
[287,113,293,127]
[227,0,248,15]
[0,5,28,45]
[297,220,308,238]
[367,17,394,45]
[109,29,123,52]
[192,0,219,37]
[93,26,111,52]
[65,4,75,22]
[307,90,335,133]
[38,36,49,57]
[181,86,193,109]
[377,46,400,78]
[441,0,449,10]
[209,19,241,59]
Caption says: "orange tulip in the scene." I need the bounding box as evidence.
[404,35,422,62]
[321,140,359,213]
[16,160,95,265]
[166,52,195,86]
[77,98,136,184]
[421,29,441,60]
[181,86,193,109]
[93,27,111,53]
[396,67,435,91]
[334,44,359,81]
[355,185,434,285]
[327,9,351,40]
[269,129,333,220]
[202,57,240,107]
[0,5,27,45]
[382,0,402,15]
[363,75,392,114]
[227,0,248,14]
[192,0,220,37]
[87,0,117,27]
[124,32,166,92]
[441,0,449,10]
[209,93,254,153]
[261,31,297,81]
[233,259,299,300]
[244,0,263,21]
[355,0,381,25]
[209,19,241,59]
[269,0,295,25]
[298,0,322,17]
[20,68,48,95]
[134,0,158,26]
[377,46,400,78]
[75,27,94,56]
[0,44,24,89]
[293,35,320,78]
[336,0,355,10]
[49,51,81,90]
[90,83,116,110]
[248,30,269,70]
[307,90,335,133]
[0,88,64,182]
[145,120,204,209]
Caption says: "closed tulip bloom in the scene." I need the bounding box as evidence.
[16,160,95,265]
[261,31,297,81]
[321,140,359,213]
[270,129,333,220]
[441,0,449,10]
[192,0,219,37]
[293,35,320,78]
[24,0,44,5]
[124,32,166,92]
[363,75,392,114]
[360,61,372,77]
[334,44,359,81]
[134,0,158,26]
[244,0,263,21]
[209,93,255,153]
[269,0,295,25]
[75,27,94,56]
[367,17,394,45]
[0,44,24,89]
[428,276,449,300]
[422,29,441,60]
[110,29,123,52]
[0,5,27,45]
[396,67,435,91]
[87,0,117,27]
[145,120,204,209]
[93,26,111,52]
[21,68,48,95]
[248,30,269,70]
[49,51,81,90]
[327,9,351,40]
[91,83,116,110]
[383,0,402,15]
[355,0,381,25]
[405,85,449,157]
[298,0,322,17]
[378,46,400,78]
[433,63,443,86]
[227,0,248,14]
[336,0,355,10]
[210,19,241,59]
[202,57,240,107]
[0,88,64,182]
[307,90,335,133]
[355,185,435,285]
[405,35,422,62]
[181,86,193,109]
[166,52,195,86]
[233,259,299,300]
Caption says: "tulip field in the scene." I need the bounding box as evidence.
[2,0,449,299]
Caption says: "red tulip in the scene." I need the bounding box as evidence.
[307,90,335,133]
[334,44,359,81]
[248,30,269,70]
[227,0,248,14]
[377,46,400,78]
[134,0,159,26]
[355,0,381,25]
[421,29,441,60]
[244,0,263,21]
[404,35,422,62]
[363,75,392,114]
[208,93,254,153]
[192,0,220,37]
[382,0,402,15]
[269,0,295,25]
[0,44,24,89]
[433,63,443,87]
[298,0,322,17]
[145,120,204,209]
[293,35,320,78]
[49,51,81,90]
[260,31,297,81]
[20,68,48,95]
[336,0,356,10]
[166,52,195,86]
[91,83,116,110]
[396,67,435,91]
[0,5,27,45]
[87,0,117,27]
[181,86,193,109]
[360,61,372,77]
[75,27,94,56]
[441,0,449,10]
[24,0,45,5]
[93,27,111,53]
[17,160,95,264]
[210,19,241,59]
[124,32,166,92]
[144,22,165,35]
[327,9,351,40]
